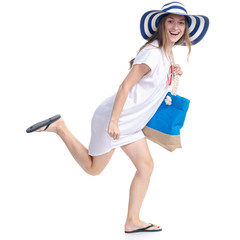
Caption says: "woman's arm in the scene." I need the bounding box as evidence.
[108,64,151,140]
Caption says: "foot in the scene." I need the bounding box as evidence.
[125,219,161,233]
[35,117,65,134]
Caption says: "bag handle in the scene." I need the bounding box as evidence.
[171,73,180,96]
[171,55,180,96]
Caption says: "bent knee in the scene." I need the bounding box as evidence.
[146,159,154,174]
[84,167,103,176]
[138,158,154,176]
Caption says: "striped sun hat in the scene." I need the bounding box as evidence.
[140,1,209,45]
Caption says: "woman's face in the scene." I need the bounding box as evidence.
[165,14,186,45]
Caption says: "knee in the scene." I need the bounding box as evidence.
[88,170,102,176]
[146,159,154,175]
[84,167,103,176]
[138,158,154,177]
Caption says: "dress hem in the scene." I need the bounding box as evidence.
[88,135,146,157]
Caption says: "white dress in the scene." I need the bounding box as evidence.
[88,40,171,156]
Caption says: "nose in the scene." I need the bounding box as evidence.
[172,22,178,30]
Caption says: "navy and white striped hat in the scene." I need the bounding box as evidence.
[140,1,209,45]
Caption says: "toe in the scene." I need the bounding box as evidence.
[147,224,161,231]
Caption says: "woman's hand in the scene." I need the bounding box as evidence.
[108,121,120,140]
[173,64,183,76]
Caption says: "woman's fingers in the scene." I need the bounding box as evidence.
[108,122,120,140]
[173,64,183,76]
[110,131,120,140]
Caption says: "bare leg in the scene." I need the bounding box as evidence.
[37,117,114,176]
[35,117,160,230]
[121,138,161,232]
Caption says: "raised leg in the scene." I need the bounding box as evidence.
[37,117,114,176]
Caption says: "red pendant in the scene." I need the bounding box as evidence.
[167,65,173,86]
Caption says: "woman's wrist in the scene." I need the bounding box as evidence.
[109,118,118,125]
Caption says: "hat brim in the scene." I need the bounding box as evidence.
[140,10,209,45]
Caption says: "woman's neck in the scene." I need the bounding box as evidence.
[166,47,174,64]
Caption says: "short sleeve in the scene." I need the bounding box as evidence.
[133,46,160,71]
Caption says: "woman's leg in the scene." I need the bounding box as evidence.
[121,138,160,232]
[37,117,114,176]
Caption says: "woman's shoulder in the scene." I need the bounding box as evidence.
[133,40,166,70]
[142,40,161,52]
[149,40,159,48]
[140,40,165,60]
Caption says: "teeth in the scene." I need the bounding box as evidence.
[170,32,179,35]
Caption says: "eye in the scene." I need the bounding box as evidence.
[168,20,173,23]
[179,22,185,25]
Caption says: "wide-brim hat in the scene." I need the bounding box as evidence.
[140,1,209,45]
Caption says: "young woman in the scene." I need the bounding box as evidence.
[26,2,209,233]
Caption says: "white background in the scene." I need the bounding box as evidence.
[0,0,239,239]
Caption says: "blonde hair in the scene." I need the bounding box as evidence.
[129,15,191,68]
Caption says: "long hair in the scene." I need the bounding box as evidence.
[129,15,191,68]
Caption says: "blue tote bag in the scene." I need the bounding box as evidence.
[143,75,190,151]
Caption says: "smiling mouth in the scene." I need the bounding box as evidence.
[170,31,180,37]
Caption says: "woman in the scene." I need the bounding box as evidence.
[26,2,209,233]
